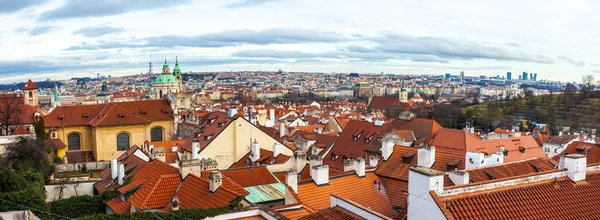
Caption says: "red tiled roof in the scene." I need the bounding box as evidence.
[468,158,557,183]
[11,125,30,135]
[297,172,396,218]
[46,139,66,150]
[368,97,410,111]
[44,99,173,127]
[129,174,181,210]
[552,141,600,165]
[199,170,249,196]
[106,197,130,214]
[299,206,365,220]
[180,112,233,152]
[229,148,290,168]
[432,170,600,219]
[150,140,186,164]
[375,145,418,181]
[278,207,314,219]
[220,166,278,187]
[176,174,243,210]
[322,120,384,173]
[23,80,38,90]
[65,151,95,164]
[95,148,148,194]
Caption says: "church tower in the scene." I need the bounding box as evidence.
[162,57,170,74]
[22,79,39,107]
[399,80,408,103]
[53,82,61,107]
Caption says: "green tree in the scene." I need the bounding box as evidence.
[34,116,45,140]
[3,137,52,179]
[581,74,595,99]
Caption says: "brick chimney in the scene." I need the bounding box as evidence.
[209,171,223,192]
[563,154,586,182]
[312,165,329,186]
[354,157,365,177]
[180,159,200,178]
[417,145,435,168]
[448,170,469,185]
[152,147,166,162]
[343,158,354,172]
[286,171,298,193]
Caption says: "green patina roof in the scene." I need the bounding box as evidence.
[243,182,286,204]
[155,74,179,84]
[173,56,181,75]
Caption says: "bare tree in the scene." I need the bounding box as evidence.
[0,93,24,135]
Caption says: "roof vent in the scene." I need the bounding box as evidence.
[519,146,525,153]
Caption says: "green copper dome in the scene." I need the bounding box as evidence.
[173,56,181,75]
[162,58,170,73]
[155,74,179,84]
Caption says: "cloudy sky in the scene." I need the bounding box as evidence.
[0,0,598,83]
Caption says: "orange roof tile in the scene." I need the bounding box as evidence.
[278,207,314,219]
[299,206,365,220]
[129,174,181,210]
[468,158,557,183]
[22,80,38,90]
[229,148,290,168]
[11,125,30,135]
[176,174,243,209]
[106,197,131,214]
[297,172,396,218]
[220,166,279,187]
[552,141,600,165]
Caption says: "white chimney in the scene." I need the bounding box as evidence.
[273,144,284,158]
[369,155,380,167]
[279,122,286,138]
[309,155,322,177]
[250,140,260,162]
[381,139,394,161]
[270,109,275,122]
[408,167,446,220]
[354,157,365,177]
[294,150,307,173]
[171,144,178,153]
[148,143,154,153]
[448,170,469,185]
[228,107,237,118]
[117,163,125,185]
[191,139,200,160]
[286,171,298,193]
[343,158,354,172]
[563,154,586,182]
[312,165,329,186]
[209,171,223,193]
[111,156,118,179]
[417,145,435,168]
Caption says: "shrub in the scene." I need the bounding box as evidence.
[0,169,27,193]
[78,207,230,220]
[49,195,105,218]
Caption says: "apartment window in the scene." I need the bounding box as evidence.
[67,133,81,150]
[150,127,163,142]
[117,133,130,151]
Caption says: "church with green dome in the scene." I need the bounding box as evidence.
[153,57,184,99]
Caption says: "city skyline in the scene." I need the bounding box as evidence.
[1,0,599,83]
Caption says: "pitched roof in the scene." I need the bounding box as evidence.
[95,147,149,194]
[368,96,409,110]
[322,120,384,173]
[552,141,600,165]
[11,125,30,135]
[23,80,38,90]
[297,172,396,218]
[229,148,291,168]
[430,128,480,154]
[467,158,557,183]
[381,118,442,144]
[106,197,131,214]
[220,166,279,187]
[150,140,186,164]
[180,112,233,152]
[299,206,366,220]
[129,174,181,210]
[432,170,600,219]
[65,150,95,164]
[176,174,244,209]
[46,139,66,150]
[44,99,173,127]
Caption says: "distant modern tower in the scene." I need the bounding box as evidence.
[530,73,533,81]
[507,72,512,80]
[533,73,537,81]
[97,73,100,79]
[460,71,465,83]
[522,72,528,80]
[148,55,153,75]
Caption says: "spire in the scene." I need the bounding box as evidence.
[53,82,61,107]
[162,57,170,74]
[173,56,181,75]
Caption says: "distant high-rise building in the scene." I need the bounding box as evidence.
[522,72,528,80]
[519,75,522,80]
[460,71,465,83]
[445,73,451,79]
[148,55,153,75]
[530,73,533,81]
[534,73,538,81]
[507,72,512,80]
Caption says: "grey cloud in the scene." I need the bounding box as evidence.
[231,49,434,63]
[66,28,343,50]
[374,33,554,64]
[232,49,322,59]
[28,25,55,36]
[559,56,586,66]
[506,43,519,47]
[593,70,600,73]
[0,60,59,75]
[39,0,190,20]
[74,26,125,37]
[0,0,45,14]
[223,0,281,9]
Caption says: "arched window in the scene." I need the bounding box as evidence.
[67,133,81,150]
[117,133,130,151]
[28,91,33,98]
[151,127,164,142]
[159,90,163,99]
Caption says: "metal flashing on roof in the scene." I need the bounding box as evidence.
[244,182,286,204]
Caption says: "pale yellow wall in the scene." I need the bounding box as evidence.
[49,120,173,162]
[199,117,293,169]
[327,118,342,133]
